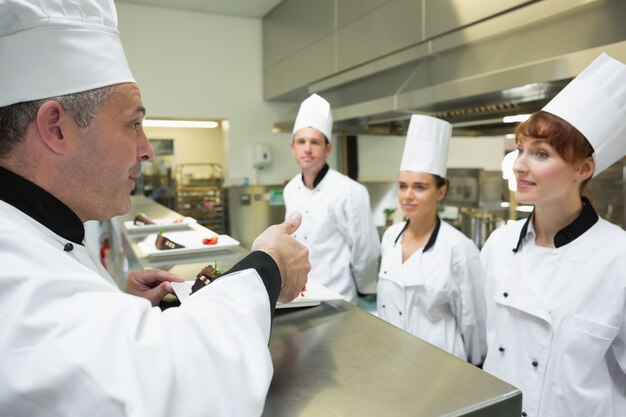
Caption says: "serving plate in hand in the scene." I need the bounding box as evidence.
[171,280,342,308]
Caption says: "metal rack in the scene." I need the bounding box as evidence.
[174,163,227,234]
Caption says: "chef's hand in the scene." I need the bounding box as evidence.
[125,269,184,306]
[252,212,310,303]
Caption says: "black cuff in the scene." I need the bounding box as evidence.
[225,251,281,318]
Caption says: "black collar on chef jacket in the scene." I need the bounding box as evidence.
[301,163,330,189]
[393,216,441,252]
[0,165,84,245]
[512,196,599,253]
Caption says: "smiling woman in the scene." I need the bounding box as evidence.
[514,111,594,206]
[480,53,626,417]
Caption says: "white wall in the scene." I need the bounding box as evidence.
[116,3,300,186]
[116,4,503,187]
[357,134,505,181]
[143,126,225,176]
[447,136,505,171]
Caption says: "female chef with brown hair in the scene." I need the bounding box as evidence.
[480,53,626,417]
[377,114,487,365]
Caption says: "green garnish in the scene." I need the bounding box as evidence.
[213,260,225,275]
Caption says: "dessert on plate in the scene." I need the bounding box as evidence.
[190,264,224,294]
[133,212,155,226]
[155,232,185,250]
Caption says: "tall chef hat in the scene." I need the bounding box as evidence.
[502,150,519,192]
[400,114,452,177]
[0,0,135,107]
[542,52,626,176]
[292,94,333,142]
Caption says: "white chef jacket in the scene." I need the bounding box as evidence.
[480,201,626,417]
[283,166,380,303]
[0,168,279,417]
[377,219,487,364]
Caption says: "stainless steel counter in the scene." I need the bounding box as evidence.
[265,301,520,417]
[117,196,522,416]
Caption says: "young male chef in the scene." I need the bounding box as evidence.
[0,1,309,416]
[283,94,380,303]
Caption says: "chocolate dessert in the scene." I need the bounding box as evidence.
[155,233,185,250]
[190,264,222,294]
[134,213,154,226]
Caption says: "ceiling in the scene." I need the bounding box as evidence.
[116,0,284,18]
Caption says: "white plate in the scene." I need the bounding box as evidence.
[171,280,343,309]
[277,282,344,308]
[137,228,240,258]
[123,216,197,234]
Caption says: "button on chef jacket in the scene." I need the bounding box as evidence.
[480,199,626,417]
[377,218,487,364]
[0,166,281,417]
[283,165,380,303]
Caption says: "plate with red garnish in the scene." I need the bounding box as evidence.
[137,224,239,258]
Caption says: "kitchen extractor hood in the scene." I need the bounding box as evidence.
[272,0,626,137]
[274,41,626,137]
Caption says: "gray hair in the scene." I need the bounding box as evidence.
[0,86,116,159]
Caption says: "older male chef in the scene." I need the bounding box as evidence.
[284,94,380,303]
[0,1,308,416]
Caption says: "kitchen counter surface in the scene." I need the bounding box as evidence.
[264,300,520,417]
[117,196,521,416]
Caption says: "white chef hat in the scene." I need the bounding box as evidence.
[292,94,333,142]
[542,52,626,176]
[501,150,518,192]
[400,114,452,177]
[0,0,135,107]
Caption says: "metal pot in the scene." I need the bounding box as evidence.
[459,208,502,248]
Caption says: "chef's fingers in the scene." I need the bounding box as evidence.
[143,282,175,307]
[159,281,175,295]
[134,269,185,285]
[282,211,302,234]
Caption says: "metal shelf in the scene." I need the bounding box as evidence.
[175,163,227,234]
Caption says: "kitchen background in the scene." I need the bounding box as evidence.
[115,0,626,249]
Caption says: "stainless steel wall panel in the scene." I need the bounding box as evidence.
[428,0,626,79]
[263,0,335,67]
[337,0,423,71]
[327,0,626,125]
[424,0,535,39]
[337,0,395,27]
[264,34,336,100]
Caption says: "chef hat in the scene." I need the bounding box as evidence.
[0,0,135,107]
[400,114,452,177]
[502,150,518,191]
[542,52,626,176]
[292,94,333,142]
